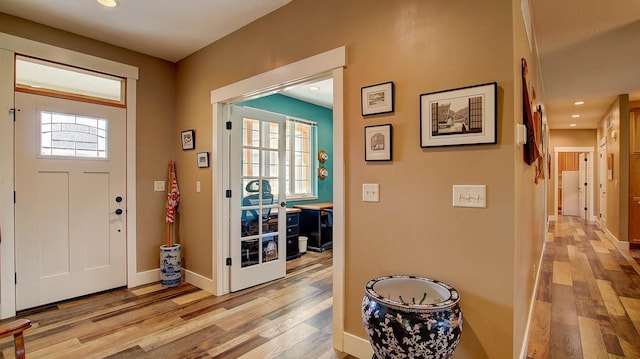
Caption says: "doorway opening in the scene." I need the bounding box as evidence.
[554,147,595,222]
[210,46,346,350]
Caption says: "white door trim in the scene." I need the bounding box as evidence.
[210,46,346,350]
[0,32,138,319]
[553,146,595,222]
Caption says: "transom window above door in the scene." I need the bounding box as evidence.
[15,55,126,106]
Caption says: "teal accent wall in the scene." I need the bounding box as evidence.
[238,94,333,206]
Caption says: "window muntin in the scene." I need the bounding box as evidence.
[15,55,125,106]
[40,111,108,158]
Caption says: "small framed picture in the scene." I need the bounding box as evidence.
[181,129,195,150]
[361,81,394,116]
[197,152,209,168]
[364,124,392,161]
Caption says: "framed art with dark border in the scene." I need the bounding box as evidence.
[361,82,394,116]
[181,129,195,150]
[197,152,209,168]
[365,124,392,161]
[420,82,497,147]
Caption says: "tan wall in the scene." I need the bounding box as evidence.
[176,0,545,357]
[596,96,630,241]
[0,13,177,271]
[512,0,548,353]
[547,129,598,217]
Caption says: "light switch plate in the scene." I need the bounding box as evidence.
[154,181,165,192]
[362,183,379,202]
[453,185,486,208]
[196,181,201,193]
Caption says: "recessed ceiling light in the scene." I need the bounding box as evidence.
[97,0,118,7]
[309,86,320,91]
[571,114,580,118]
[574,101,584,105]
[569,124,577,127]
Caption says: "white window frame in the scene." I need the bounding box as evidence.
[285,117,317,200]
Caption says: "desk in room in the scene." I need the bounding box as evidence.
[293,202,333,252]
[267,208,302,261]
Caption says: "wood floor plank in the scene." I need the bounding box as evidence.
[239,323,318,359]
[526,300,550,359]
[553,261,573,286]
[596,279,627,316]
[620,296,640,333]
[578,316,609,359]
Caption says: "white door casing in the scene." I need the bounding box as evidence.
[599,141,608,229]
[579,153,587,220]
[0,34,138,319]
[14,93,127,310]
[228,105,287,292]
[554,147,595,222]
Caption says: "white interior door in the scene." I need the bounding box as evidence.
[562,171,579,216]
[578,153,587,220]
[14,93,127,310]
[599,144,608,228]
[229,106,286,292]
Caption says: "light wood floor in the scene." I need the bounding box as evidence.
[0,250,357,359]
[527,216,640,358]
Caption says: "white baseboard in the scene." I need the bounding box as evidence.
[343,332,373,359]
[603,229,629,251]
[133,268,160,287]
[184,269,216,293]
[131,268,215,294]
[518,239,547,358]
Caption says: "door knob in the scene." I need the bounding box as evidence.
[111,209,123,215]
[115,196,123,203]
[280,202,286,207]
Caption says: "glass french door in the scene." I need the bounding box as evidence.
[229,105,286,292]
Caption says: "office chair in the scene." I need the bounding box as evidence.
[241,179,275,236]
[0,319,31,359]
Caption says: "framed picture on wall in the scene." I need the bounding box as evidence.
[181,129,195,150]
[361,82,394,116]
[364,124,392,161]
[197,152,209,168]
[420,82,497,147]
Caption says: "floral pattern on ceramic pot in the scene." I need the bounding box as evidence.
[361,275,463,359]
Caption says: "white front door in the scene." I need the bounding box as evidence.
[14,93,127,310]
[578,153,587,220]
[229,106,286,292]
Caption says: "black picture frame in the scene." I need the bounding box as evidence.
[361,81,394,116]
[420,82,497,147]
[197,152,209,168]
[181,129,195,150]
[364,124,392,161]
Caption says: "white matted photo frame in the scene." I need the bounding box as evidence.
[420,82,497,148]
[361,81,394,116]
[365,124,392,161]
[197,152,209,168]
[181,129,195,150]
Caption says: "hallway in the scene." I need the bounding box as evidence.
[527,216,640,358]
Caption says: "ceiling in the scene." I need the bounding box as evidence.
[1,0,639,126]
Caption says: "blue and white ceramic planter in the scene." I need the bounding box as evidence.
[160,244,181,287]
[362,275,462,359]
